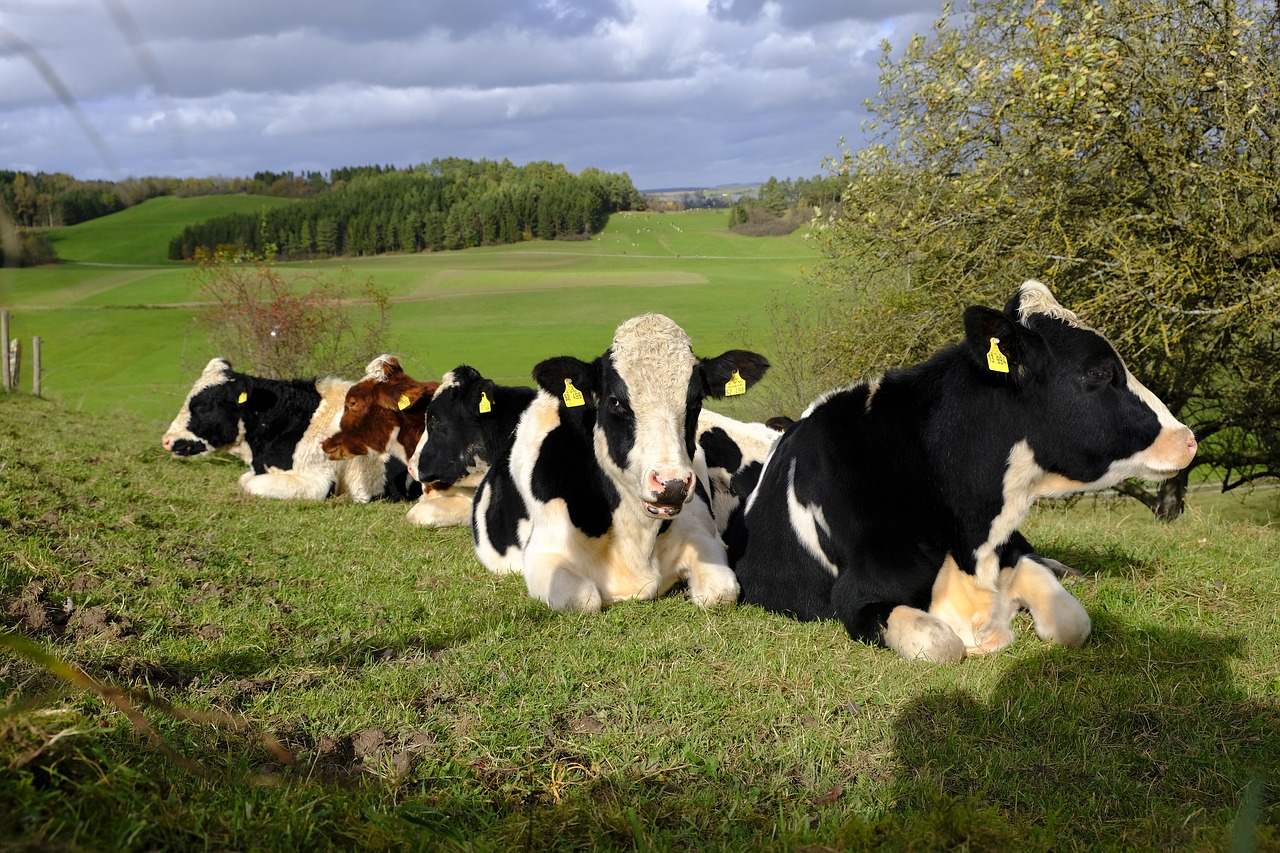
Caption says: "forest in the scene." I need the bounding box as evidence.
[167,159,647,260]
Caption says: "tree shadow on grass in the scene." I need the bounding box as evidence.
[878,616,1279,851]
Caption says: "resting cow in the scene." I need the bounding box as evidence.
[507,313,769,611]
[320,355,438,505]
[728,281,1197,662]
[161,357,389,501]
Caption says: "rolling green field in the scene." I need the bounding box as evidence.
[2,197,1278,851]
[1,197,812,424]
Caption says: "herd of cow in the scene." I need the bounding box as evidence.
[161,281,1198,662]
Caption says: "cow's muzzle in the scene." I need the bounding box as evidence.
[167,438,209,457]
[643,471,693,518]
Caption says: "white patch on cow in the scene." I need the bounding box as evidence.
[883,605,966,663]
[471,481,527,575]
[162,357,237,454]
[362,353,399,381]
[785,458,840,578]
[406,486,477,527]
[863,374,883,412]
[1016,280,1084,328]
[697,408,779,535]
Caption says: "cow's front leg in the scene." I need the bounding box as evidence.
[239,467,333,500]
[523,546,602,613]
[1002,556,1091,647]
[670,531,739,608]
[929,556,1015,655]
[406,489,473,527]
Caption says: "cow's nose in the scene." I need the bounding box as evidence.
[162,435,173,451]
[646,470,693,504]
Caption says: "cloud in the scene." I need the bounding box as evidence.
[127,104,237,133]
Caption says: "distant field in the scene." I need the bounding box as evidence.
[1,201,814,425]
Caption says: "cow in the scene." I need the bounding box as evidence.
[412,365,538,570]
[727,281,1198,662]
[504,313,770,612]
[161,357,388,501]
[696,408,784,537]
[320,355,438,504]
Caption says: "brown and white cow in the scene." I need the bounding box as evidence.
[728,281,1198,662]
[320,355,438,505]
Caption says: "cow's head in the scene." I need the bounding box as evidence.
[963,280,1197,491]
[413,365,495,489]
[533,314,770,519]
[161,357,252,457]
[322,356,436,461]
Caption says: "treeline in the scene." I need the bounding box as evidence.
[0,171,176,229]
[168,159,646,261]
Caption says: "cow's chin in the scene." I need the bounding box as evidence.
[643,500,683,519]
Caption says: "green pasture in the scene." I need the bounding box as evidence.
[1,202,812,425]
[1,394,1277,851]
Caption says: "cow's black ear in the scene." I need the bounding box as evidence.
[240,385,278,412]
[476,378,498,414]
[963,306,1041,378]
[532,356,599,405]
[702,350,770,399]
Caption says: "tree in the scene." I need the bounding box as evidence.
[809,0,1280,520]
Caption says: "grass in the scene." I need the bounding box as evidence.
[2,393,1278,851]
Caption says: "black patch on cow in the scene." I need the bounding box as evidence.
[530,420,620,539]
[699,427,743,474]
[658,519,672,536]
[730,460,762,498]
[476,461,528,557]
[380,456,422,502]
[238,380,324,474]
[598,353,638,472]
[169,438,210,457]
[418,367,536,487]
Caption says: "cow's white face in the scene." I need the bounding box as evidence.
[599,314,702,518]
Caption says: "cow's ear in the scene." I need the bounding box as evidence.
[702,350,770,399]
[533,356,599,406]
[240,385,277,412]
[376,383,428,411]
[963,306,1041,378]
[476,378,498,414]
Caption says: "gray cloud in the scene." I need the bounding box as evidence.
[0,0,943,188]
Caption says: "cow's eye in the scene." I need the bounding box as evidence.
[1084,364,1113,388]
[607,396,628,414]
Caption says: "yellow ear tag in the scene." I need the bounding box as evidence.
[397,393,412,410]
[562,378,585,408]
[724,369,747,397]
[478,391,492,414]
[237,391,248,404]
[986,337,1010,373]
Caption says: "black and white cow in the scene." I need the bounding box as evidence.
[696,408,784,537]
[728,281,1198,662]
[161,357,388,501]
[506,313,769,611]
[412,365,537,559]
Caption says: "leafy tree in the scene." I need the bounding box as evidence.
[809,0,1280,520]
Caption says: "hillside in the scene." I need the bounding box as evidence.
[45,195,296,265]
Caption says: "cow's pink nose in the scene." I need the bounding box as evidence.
[646,470,693,503]
[162,435,173,450]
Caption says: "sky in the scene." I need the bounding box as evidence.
[0,0,948,191]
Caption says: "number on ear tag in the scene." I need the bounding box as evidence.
[237,391,248,404]
[562,379,585,408]
[479,391,492,414]
[986,337,1009,373]
[724,369,747,397]
[397,393,412,410]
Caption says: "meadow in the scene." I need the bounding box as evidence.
[1,197,1278,851]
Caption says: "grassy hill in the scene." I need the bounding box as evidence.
[1,392,1277,850]
[2,207,814,425]
[45,194,296,265]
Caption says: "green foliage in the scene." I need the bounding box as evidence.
[168,159,646,261]
[190,246,391,380]
[810,0,1280,517]
[2,393,1278,850]
[0,229,56,268]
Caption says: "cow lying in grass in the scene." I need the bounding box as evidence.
[319,355,437,506]
[508,313,770,611]
[161,357,388,501]
[728,281,1197,662]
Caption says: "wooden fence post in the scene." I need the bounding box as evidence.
[1,309,9,392]
[32,336,42,397]
[8,338,19,391]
